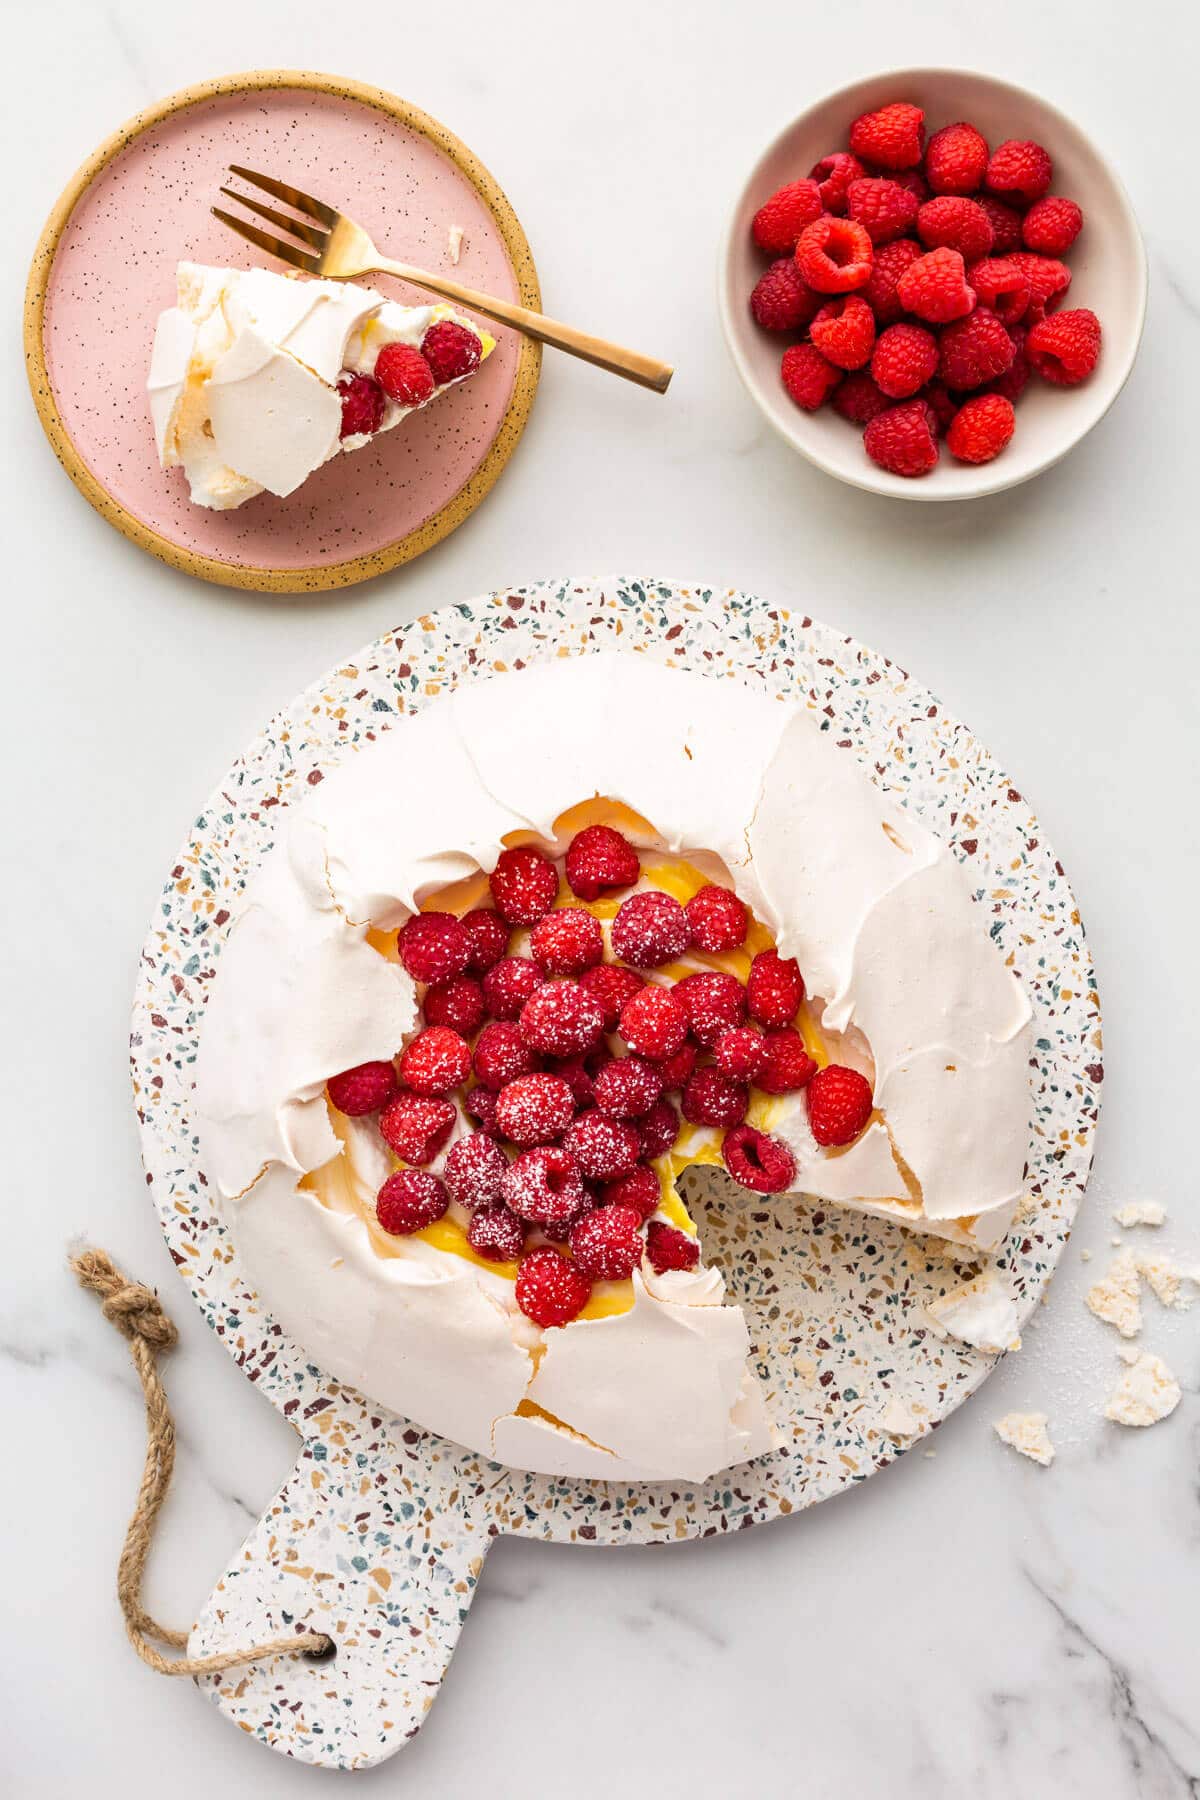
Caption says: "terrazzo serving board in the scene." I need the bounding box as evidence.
[130,577,1102,1770]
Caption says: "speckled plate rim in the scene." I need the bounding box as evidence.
[23,69,542,594]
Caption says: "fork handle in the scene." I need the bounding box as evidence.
[372,258,673,394]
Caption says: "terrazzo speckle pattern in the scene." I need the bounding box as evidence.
[130,578,1101,1769]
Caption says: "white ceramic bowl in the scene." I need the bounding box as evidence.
[718,68,1148,500]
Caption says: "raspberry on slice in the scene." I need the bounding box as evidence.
[554,1049,610,1108]
[601,1164,661,1219]
[714,1025,769,1083]
[422,975,485,1035]
[519,980,606,1057]
[794,217,874,294]
[562,1110,642,1182]
[862,237,923,325]
[978,195,1024,255]
[675,970,746,1045]
[864,401,940,478]
[564,824,641,901]
[421,319,483,383]
[592,1055,664,1119]
[810,295,876,371]
[924,122,989,196]
[611,890,690,967]
[938,307,1015,391]
[1008,253,1072,322]
[579,962,644,1030]
[374,342,435,407]
[376,1168,449,1234]
[464,1085,499,1132]
[746,949,805,1028]
[751,178,824,254]
[638,1097,681,1159]
[327,1060,398,1117]
[682,1067,749,1129]
[896,247,976,325]
[501,1145,586,1226]
[494,1072,576,1146]
[515,1245,591,1327]
[1026,309,1101,386]
[481,956,545,1021]
[619,984,689,1059]
[1021,196,1083,256]
[722,1125,796,1195]
[833,371,891,425]
[917,196,994,264]
[378,1093,457,1165]
[750,258,823,333]
[473,1019,540,1090]
[398,911,470,984]
[809,150,868,214]
[847,178,920,245]
[467,1206,525,1263]
[489,845,558,926]
[569,1203,644,1281]
[806,1064,874,1146]
[645,1220,700,1274]
[986,139,1053,204]
[461,909,510,973]
[781,343,843,411]
[757,1029,818,1095]
[684,884,748,953]
[946,392,1016,463]
[871,323,939,399]
[653,1041,697,1092]
[530,906,604,976]
[848,101,926,170]
[398,1026,472,1097]
[443,1131,508,1209]
[965,257,1032,325]
[337,372,384,438]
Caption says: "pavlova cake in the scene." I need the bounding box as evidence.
[195,655,1032,1482]
[148,262,493,509]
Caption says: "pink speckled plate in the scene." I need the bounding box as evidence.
[25,71,541,593]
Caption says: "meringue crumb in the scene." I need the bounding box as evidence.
[447,224,465,264]
[923,1450,937,1459]
[1110,1237,1123,1248]
[1084,1249,1142,1338]
[1138,1253,1197,1312]
[924,1269,1021,1354]
[1104,1349,1181,1428]
[880,1393,920,1438]
[1113,1201,1166,1229]
[330,1256,344,1269]
[993,1412,1055,1467]
[1080,1248,1092,1262]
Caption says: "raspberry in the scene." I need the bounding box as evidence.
[467,1207,525,1263]
[502,1145,586,1226]
[917,196,994,263]
[833,370,891,425]
[751,178,824,254]
[519,980,606,1057]
[986,139,1052,204]
[1009,253,1072,321]
[871,323,938,399]
[398,911,470,983]
[809,151,868,214]
[421,318,482,383]
[422,975,485,1035]
[896,247,976,324]
[461,909,509,973]
[593,1055,664,1119]
[489,845,558,926]
[810,295,876,371]
[569,1203,644,1281]
[473,1019,539,1090]
[892,169,930,202]
[398,1026,472,1097]
[564,824,640,901]
[682,1067,748,1129]
[327,1060,397,1116]
[807,1063,874,1146]
[714,1025,769,1083]
[515,1245,591,1327]
[862,237,923,325]
[965,257,1031,325]
[924,121,989,196]
[781,342,843,410]
[721,1125,796,1195]
[864,400,940,478]
[378,1092,457,1164]
[750,258,823,332]
[481,956,544,1021]
[746,950,805,1028]
[376,1168,449,1234]
[619,985,689,1060]
[757,1029,818,1095]
[1021,196,1083,256]
[563,1110,642,1182]
[848,102,926,171]
[611,891,690,968]
[978,195,1024,255]
[494,1072,576,1146]
[443,1131,508,1208]
[530,906,604,976]
[938,307,1015,390]
[374,342,435,407]
[550,1049,609,1108]
[645,1221,700,1274]
[922,380,960,434]
[1026,308,1101,386]
[653,1041,697,1092]
[794,217,874,294]
[946,392,1016,463]
[847,178,920,245]
[684,885,748,953]
[675,970,746,1045]
[986,324,1030,402]
[601,1164,660,1219]
[575,963,639,1029]
[337,372,384,439]
[464,1085,499,1132]
[638,1097,681,1159]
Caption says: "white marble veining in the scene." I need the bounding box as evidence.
[3,0,1199,1794]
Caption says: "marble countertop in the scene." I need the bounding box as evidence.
[5,2,1198,1794]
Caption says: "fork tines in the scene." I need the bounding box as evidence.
[213,165,338,274]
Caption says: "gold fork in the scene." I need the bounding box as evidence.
[214,166,673,394]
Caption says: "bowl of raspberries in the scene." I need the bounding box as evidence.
[719,69,1147,497]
